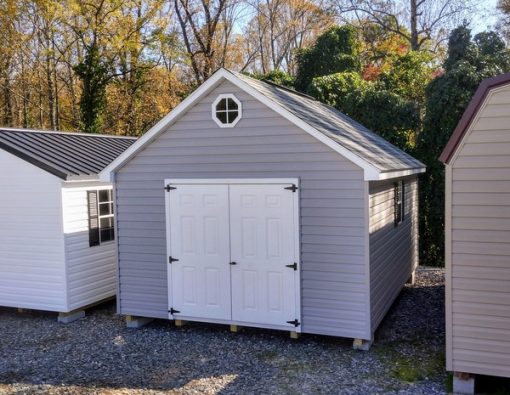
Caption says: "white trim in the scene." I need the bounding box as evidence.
[167,178,298,185]
[445,164,453,371]
[164,177,301,332]
[363,181,372,340]
[100,68,402,182]
[378,168,425,180]
[211,93,242,128]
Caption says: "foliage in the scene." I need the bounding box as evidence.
[416,26,510,265]
[250,70,296,88]
[295,25,361,91]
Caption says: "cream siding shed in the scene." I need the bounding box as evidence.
[441,73,510,392]
[103,68,425,345]
[0,128,135,321]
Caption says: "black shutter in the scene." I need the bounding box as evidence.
[401,181,405,221]
[88,190,100,247]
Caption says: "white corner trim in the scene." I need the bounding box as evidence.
[100,68,392,181]
[211,93,242,128]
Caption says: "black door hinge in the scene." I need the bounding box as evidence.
[285,262,298,271]
[284,184,298,192]
[164,184,176,192]
[286,319,300,327]
[168,256,179,263]
[169,308,180,315]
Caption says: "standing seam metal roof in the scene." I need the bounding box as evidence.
[232,71,425,173]
[0,128,137,180]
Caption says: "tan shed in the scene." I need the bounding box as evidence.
[440,73,510,394]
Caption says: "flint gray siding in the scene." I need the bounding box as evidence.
[116,80,372,339]
[447,85,510,378]
[369,177,419,333]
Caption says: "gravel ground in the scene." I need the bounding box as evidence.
[0,267,446,395]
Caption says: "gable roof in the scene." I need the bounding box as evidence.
[440,72,510,164]
[0,128,137,181]
[101,68,425,181]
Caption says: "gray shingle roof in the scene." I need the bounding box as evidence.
[0,128,137,180]
[232,71,425,174]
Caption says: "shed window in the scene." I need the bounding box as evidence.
[212,94,242,127]
[394,180,404,226]
[88,189,115,247]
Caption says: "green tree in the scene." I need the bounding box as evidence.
[250,69,295,88]
[295,25,361,91]
[416,26,510,265]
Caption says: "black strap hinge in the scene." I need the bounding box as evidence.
[164,184,176,192]
[169,256,179,263]
[285,262,298,271]
[284,184,298,192]
[286,319,300,327]
[169,308,180,315]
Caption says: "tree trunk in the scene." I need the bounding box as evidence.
[410,0,419,50]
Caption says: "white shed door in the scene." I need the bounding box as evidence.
[229,185,297,326]
[169,185,231,320]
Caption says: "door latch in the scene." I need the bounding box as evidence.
[229,261,237,265]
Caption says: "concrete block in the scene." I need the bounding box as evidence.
[58,310,85,324]
[290,331,300,340]
[126,315,153,329]
[407,271,416,285]
[453,372,475,395]
[353,338,373,351]
[230,325,240,333]
[174,319,186,327]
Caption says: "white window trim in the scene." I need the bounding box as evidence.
[98,189,115,244]
[211,93,242,128]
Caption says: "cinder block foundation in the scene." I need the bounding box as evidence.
[453,372,475,395]
[58,310,85,324]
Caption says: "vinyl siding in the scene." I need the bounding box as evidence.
[62,184,117,312]
[116,80,371,339]
[0,149,66,311]
[447,84,510,378]
[369,177,419,333]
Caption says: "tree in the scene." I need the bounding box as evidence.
[416,25,510,265]
[295,25,361,91]
[337,0,473,51]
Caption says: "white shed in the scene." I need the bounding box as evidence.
[441,73,510,393]
[101,68,426,348]
[0,128,136,322]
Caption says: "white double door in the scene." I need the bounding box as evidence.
[166,181,299,328]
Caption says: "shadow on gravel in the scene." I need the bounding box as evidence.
[0,269,451,394]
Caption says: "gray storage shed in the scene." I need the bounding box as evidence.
[440,73,510,393]
[101,68,425,347]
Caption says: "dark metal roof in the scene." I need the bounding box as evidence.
[232,70,425,174]
[0,128,137,180]
[440,72,510,164]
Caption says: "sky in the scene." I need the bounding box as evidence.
[472,0,501,33]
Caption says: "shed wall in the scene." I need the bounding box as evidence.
[115,80,371,339]
[0,149,66,311]
[447,85,510,378]
[368,176,419,333]
[62,184,117,312]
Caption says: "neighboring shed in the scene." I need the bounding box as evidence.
[440,73,510,393]
[101,68,425,347]
[0,128,136,322]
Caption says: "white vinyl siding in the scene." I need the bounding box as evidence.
[369,177,419,333]
[0,149,66,311]
[447,84,510,378]
[116,80,371,339]
[62,184,117,311]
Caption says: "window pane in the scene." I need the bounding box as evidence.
[227,110,239,124]
[216,98,227,111]
[227,98,238,110]
[99,202,112,216]
[100,217,113,229]
[216,111,228,124]
[99,189,110,203]
[100,228,114,242]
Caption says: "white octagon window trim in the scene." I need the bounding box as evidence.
[212,94,242,128]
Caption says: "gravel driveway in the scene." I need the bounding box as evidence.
[0,267,446,395]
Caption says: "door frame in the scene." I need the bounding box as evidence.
[164,178,301,332]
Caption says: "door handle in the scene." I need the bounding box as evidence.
[229,261,237,265]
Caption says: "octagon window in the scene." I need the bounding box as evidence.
[212,94,242,127]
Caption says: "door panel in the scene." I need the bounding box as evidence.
[230,185,297,326]
[169,185,231,320]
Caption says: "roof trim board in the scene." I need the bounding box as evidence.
[440,72,510,164]
[100,68,423,182]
